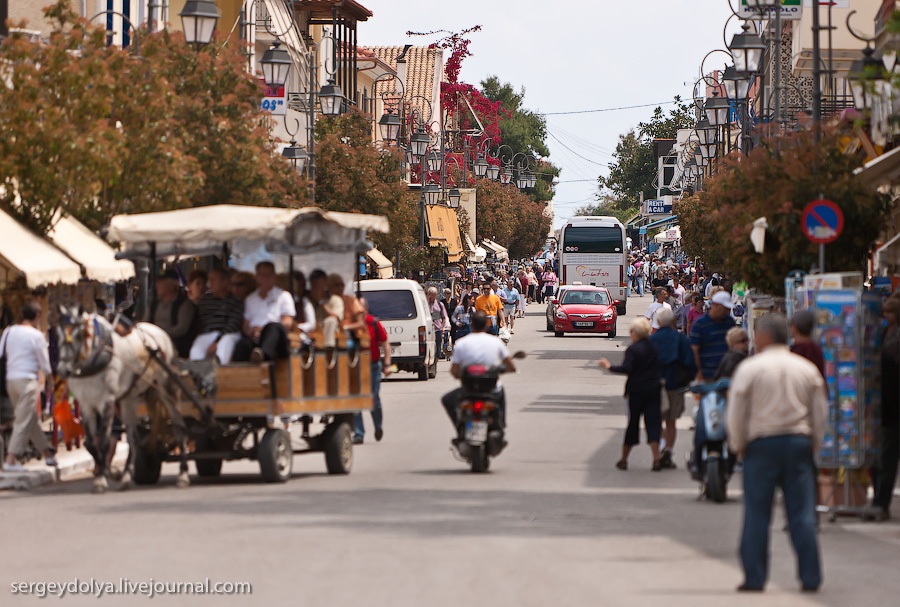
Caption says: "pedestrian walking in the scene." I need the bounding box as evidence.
[726,313,826,593]
[352,299,392,444]
[644,286,673,333]
[451,293,476,341]
[1,302,56,472]
[872,297,899,520]
[598,317,663,471]
[690,291,736,382]
[649,308,697,469]
[541,265,558,303]
[499,279,520,333]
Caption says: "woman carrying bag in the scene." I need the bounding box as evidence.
[598,317,663,471]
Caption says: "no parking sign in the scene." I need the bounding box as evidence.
[802,199,843,245]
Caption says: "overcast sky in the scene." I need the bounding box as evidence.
[359,0,742,229]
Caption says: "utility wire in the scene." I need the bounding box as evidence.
[547,132,608,167]
[539,101,676,116]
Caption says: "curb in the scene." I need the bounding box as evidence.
[0,445,130,491]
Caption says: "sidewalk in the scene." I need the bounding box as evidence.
[0,442,129,490]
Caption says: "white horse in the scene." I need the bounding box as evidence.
[56,308,190,493]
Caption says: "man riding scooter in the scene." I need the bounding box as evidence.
[441,311,517,454]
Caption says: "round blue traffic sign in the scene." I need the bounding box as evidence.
[801,199,844,245]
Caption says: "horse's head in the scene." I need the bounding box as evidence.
[56,305,89,378]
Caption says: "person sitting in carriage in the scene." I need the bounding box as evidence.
[234,261,295,362]
[189,268,244,365]
[145,269,197,359]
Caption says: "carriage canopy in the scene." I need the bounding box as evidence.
[107,205,389,259]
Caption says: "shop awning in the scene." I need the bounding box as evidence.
[47,214,135,283]
[0,209,82,288]
[425,205,464,262]
[464,233,476,253]
[875,231,900,274]
[854,146,900,188]
[654,226,681,243]
[480,239,508,260]
[366,248,394,279]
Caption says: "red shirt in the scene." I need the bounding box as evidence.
[791,341,826,379]
[366,314,388,362]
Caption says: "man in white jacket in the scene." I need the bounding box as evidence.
[1,302,56,472]
[726,313,827,593]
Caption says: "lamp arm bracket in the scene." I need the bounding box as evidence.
[845,10,875,45]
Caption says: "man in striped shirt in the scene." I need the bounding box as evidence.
[690,291,736,382]
[189,268,244,364]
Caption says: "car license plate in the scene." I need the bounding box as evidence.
[465,420,488,443]
[574,321,594,327]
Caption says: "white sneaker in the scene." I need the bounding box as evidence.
[3,462,26,473]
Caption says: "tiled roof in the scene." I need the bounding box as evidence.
[367,46,442,125]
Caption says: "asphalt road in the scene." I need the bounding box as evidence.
[3,296,899,607]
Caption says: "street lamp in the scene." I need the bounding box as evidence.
[179,0,221,48]
[448,188,462,208]
[694,118,717,145]
[486,162,500,181]
[526,171,537,189]
[704,94,730,127]
[282,140,308,173]
[515,169,528,190]
[426,149,443,173]
[728,24,765,75]
[722,65,751,101]
[260,41,291,87]
[473,156,488,178]
[318,78,345,116]
[410,128,430,158]
[500,166,513,185]
[849,47,886,113]
[423,183,441,206]
[378,109,401,142]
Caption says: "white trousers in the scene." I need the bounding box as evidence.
[7,378,49,457]
[189,332,241,364]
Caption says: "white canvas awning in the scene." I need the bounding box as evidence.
[875,231,900,274]
[366,248,394,279]
[464,233,476,253]
[107,205,390,259]
[0,209,82,288]
[855,145,900,188]
[47,214,135,283]
[481,239,508,260]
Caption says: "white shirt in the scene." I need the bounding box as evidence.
[644,301,673,330]
[672,285,686,307]
[243,286,296,328]
[726,345,827,453]
[452,331,510,375]
[1,324,51,380]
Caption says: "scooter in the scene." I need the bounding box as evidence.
[688,378,734,502]
[452,352,525,473]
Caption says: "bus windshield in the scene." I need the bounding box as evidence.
[563,226,623,254]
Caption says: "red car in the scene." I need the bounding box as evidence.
[552,286,618,337]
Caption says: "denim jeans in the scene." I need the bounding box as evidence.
[740,435,821,590]
[354,361,383,438]
[637,276,645,296]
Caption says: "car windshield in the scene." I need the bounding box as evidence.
[561,290,610,306]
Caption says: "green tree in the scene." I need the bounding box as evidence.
[597,96,694,211]
[0,2,308,233]
[314,111,418,260]
[480,76,560,205]
[677,129,891,294]
[475,178,551,259]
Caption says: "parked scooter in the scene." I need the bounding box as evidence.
[687,378,734,502]
[452,352,525,472]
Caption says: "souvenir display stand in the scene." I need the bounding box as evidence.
[805,288,883,521]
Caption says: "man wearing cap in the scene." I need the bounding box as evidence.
[690,290,736,382]
[146,269,197,359]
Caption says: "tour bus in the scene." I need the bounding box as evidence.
[558,216,628,314]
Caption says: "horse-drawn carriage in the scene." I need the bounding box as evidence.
[59,205,388,491]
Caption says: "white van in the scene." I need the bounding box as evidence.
[359,279,437,380]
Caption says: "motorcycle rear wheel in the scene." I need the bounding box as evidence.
[705,456,727,503]
[470,445,490,473]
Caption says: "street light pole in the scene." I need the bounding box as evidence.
[811,0,822,142]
